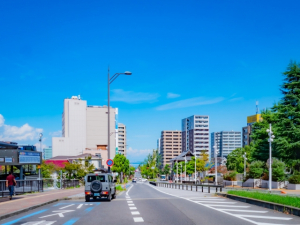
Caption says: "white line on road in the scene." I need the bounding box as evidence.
[129,207,137,210]
[126,185,133,196]
[131,211,140,215]
[194,201,236,204]
[59,204,74,209]
[127,201,133,203]
[237,215,292,220]
[77,204,83,209]
[204,205,250,208]
[128,204,135,206]
[218,209,268,213]
[133,217,144,222]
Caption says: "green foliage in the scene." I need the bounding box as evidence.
[249,161,265,179]
[163,164,170,176]
[269,158,286,182]
[140,150,160,179]
[223,171,237,181]
[227,190,300,208]
[41,161,58,178]
[111,154,130,182]
[288,173,300,184]
[226,146,251,173]
[63,156,95,180]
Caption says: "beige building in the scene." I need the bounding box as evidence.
[160,130,182,167]
[118,123,126,156]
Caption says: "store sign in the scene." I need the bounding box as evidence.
[0,158,4,163]
[19,152,41,164]
[5,157,13,163]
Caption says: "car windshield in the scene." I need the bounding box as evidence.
[87,175,105,182]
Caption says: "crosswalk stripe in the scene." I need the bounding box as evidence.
[195,201,236,204]
[218,209,268,213]
[204,205,250,208]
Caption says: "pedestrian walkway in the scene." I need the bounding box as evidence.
[0,187,83,218]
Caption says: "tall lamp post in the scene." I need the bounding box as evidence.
[267,124,275,191]
[39,133,43,159]
[194,152,197,184]
[213,142,219,185]
[107,68,132,172]
[243,152,247,179]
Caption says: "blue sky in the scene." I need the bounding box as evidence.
[1,0,300,163]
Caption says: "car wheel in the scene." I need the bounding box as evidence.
[107,192,112,202]
[112,189,116,199]
[93,197,97,200]
[85,196,90,202]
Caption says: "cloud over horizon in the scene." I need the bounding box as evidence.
[111,89,160,104]
[167,92,180,99]
[156,96,225,110]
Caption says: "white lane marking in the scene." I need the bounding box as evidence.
[126,185,133,196]
[129,207,137,210]
[205,205,250,208]
[128,204,135,206]
[218,209,268,213]
[40,210,74,218]
[127,201,133,203]
[59,204,74,209]
[236,215,292,220]
[133,217,144,222]
[194,201,236,204]
[131,211,140,215]
[77,204,83,209]
[21,221,56,225]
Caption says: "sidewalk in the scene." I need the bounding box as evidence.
[0,187,84,219]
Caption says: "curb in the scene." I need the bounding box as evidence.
[217,193,300,217]
[0,199,60,221]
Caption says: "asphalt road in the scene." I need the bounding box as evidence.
[1,181,300,225]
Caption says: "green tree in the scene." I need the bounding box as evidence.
[163,164,170,177]
[266,158,286,182]
[41,161,58,178]
[248,161,265,179]
[111,154,130,182]
[226,146,251,173]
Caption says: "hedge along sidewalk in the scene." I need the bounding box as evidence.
[217,190,300,217]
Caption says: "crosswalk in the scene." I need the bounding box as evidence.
[147,184,300,225]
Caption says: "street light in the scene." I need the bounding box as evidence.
[213,142,219,185]
[194,152,197,184]
[39,133,43,159]
[267,124,275,191]
[243,152,247,178]
[107,68,132,172]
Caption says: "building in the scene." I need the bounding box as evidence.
[118,123,126,156]
[182,115,209,157]
[52,96,118,167]
[242,114,262,147]
[157,138,161,153]
[211,131,242,158]
[160,131,182,167]
[43,146,52,160]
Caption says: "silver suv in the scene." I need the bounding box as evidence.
[84,173,116,202]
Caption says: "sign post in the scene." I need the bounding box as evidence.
[106,159,114,167]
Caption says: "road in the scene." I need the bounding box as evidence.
[1,181,300,225]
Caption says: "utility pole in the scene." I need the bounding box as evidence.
[267,124,275,191]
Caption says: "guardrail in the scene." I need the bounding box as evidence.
[152,182,223,193]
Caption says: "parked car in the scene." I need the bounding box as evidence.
[84,173,116,202]
[132,178,137,183]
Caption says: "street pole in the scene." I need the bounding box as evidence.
[108,67,111,173]
[243,152,247,178]
[213,139,218,185]
[194,152,196,184]
[107,68,132,173]
[176,160,178,183]
[185,155,187,182]
[181,163,182,183]
[267,124,275,192]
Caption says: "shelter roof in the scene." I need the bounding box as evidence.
[170,151,195,162]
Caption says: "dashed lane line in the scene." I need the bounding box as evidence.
[133,217,144,222]
[131,211,140,215]
[59,204,74,209]
[77,204,83,209]
[129,207,137,210]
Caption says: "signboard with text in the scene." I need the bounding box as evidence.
[19,152,41,164]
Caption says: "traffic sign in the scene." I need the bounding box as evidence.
[106,159,114,167]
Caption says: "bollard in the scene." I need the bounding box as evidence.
[191,185,192,191]
[220,187,222,192]
[216,187,217,192]
[202,186,203,192]
[196,185,197,192]
[208,186,210,193]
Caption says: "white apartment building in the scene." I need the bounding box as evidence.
[118,123,126,156]
[211,131,242,158]
[52,96,118,165]
[182,115,209,157]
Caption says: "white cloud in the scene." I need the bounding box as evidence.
[229,97,243,102]
[0,114,4,127]
[156,97,225,111]
[50,130,62,137]
[111,89,160,104]
[167,92,180,99]
[127,147,152,157]
[0,114,43,142]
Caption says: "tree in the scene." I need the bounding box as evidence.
[41,161,58,178]
[163,164,170,177]
[226,146,252,173]
[248,161,265,179]
[111,154,130,182]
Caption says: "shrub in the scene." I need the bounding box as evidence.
[249,161,264,178]
[288,174,300,184]
[224,171,237,181]
[269,158,286,182]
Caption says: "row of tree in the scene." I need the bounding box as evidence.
[226,61,300,173]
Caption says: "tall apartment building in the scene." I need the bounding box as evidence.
[182,115,209,157]
[160,131,182,167]
[242,114,262,147]
[118,123,126,156]
[43,146,52,160]
[211,131,242,158]
[52,96,118,164]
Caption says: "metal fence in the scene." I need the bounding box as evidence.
[43,179,80,189]
[0,180,43,197]
[154,182,223,193]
